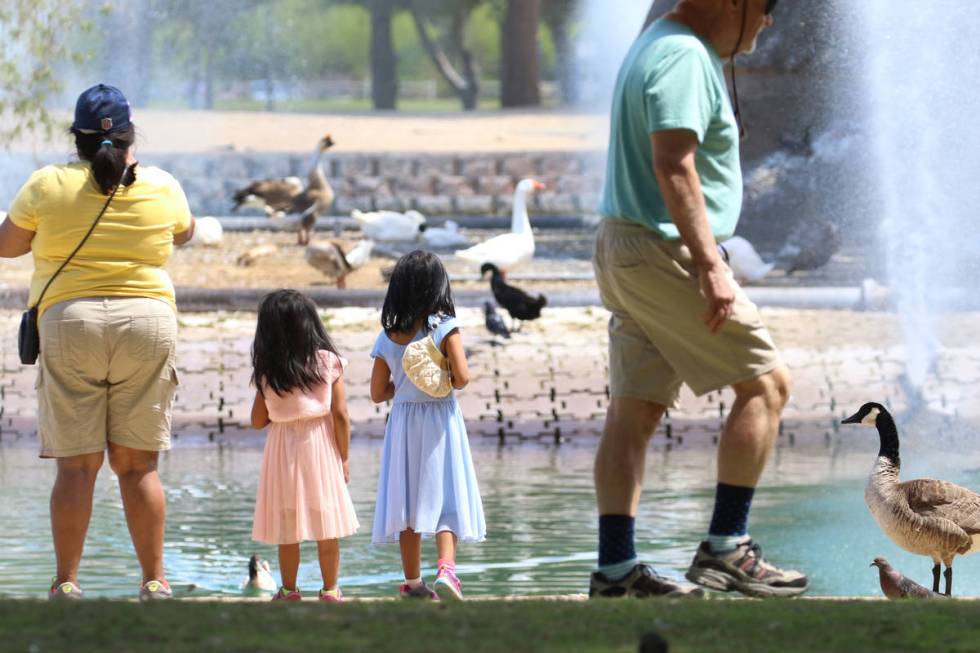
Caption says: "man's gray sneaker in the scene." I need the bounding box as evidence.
[590,563,705,599]
[685,540,809,598]
[49,580,83,601]
[139,579,173,601]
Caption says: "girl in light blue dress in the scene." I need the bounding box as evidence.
[370,250,486,601]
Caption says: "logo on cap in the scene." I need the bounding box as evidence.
[101,117,113,131]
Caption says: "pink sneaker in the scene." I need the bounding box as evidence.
[49,579,83,601]
[434,567,463,601]
[271,587,302,602]
[318,588,343,603]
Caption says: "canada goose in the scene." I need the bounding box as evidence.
[231,134,336,245]
[305,239,374,289]
[483,301,510,340]
[843,402,980,595]
[870,557,947,599]
[421,220,469,249]
[480,262,546,331]
[719,236,774,284]
[454,179,544,270]
[244,554,277,594]
[352,209,426,242]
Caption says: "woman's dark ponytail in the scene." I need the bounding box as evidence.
[72,125,137,194]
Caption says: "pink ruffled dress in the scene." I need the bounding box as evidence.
[252,350,359,545]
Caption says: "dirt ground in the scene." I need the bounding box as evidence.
[0,229,599,292]
[9,109,607,155]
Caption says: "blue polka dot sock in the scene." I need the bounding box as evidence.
[707,482,756,554]
[597,514,638,581]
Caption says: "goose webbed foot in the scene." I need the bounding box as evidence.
[944,567,952,596]
[932,563,941,593]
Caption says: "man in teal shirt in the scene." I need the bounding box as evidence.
[591,0,808,598]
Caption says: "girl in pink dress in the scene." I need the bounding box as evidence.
[250,289,359,602]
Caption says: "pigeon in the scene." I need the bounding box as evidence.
[870,557,947,599]
[483,301,511,340]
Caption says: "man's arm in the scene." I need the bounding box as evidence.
[651,129,734,333]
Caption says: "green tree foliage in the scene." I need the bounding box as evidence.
[0,0,94,143]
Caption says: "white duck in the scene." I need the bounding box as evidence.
[421,220,469,249]
[352,209,426,242]
[454,178,544,270]
[719,235,774,284]
[187,216,224,247]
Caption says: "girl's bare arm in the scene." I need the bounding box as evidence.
[443,330,470,389]
[250,390,270,429]
[370,357,395,403]
[331,376,351,465]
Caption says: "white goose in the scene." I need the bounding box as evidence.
[455,178,544,270]
[352,209,426,242]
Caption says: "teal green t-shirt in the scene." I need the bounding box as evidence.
[598,19,742,240]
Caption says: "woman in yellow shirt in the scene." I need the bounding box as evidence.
[0,84,195,601]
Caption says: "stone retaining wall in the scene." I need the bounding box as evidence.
[0,151,606,218]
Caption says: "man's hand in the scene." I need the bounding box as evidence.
[699,263,735,333]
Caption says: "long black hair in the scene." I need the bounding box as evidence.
[381,250,455,334]
[72,124,137,194]
[251,289,340,396]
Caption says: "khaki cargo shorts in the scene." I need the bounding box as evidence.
[36,297,179,458]
[593,218,782,406]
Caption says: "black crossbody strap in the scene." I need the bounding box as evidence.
[33,165,130,309]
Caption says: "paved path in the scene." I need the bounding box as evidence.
[2,307,977,451]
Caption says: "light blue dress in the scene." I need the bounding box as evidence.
[370,314,486,544]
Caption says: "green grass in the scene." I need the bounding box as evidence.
[5,599,980,652]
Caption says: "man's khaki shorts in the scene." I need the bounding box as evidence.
[593,218,782,406]
[37,297,179,458]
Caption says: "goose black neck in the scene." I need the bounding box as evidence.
[876,411,900,466]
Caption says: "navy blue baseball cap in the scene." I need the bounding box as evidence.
[71,84,131,134]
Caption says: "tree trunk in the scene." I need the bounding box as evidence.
[411,5,479,111]
[203,45,214,109]
[370,2,398,110]
[500,0,541,108]
[544,8,574,105]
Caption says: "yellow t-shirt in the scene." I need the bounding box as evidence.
[8,162,193,318]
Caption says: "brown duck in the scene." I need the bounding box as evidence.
[843,402,980,595]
